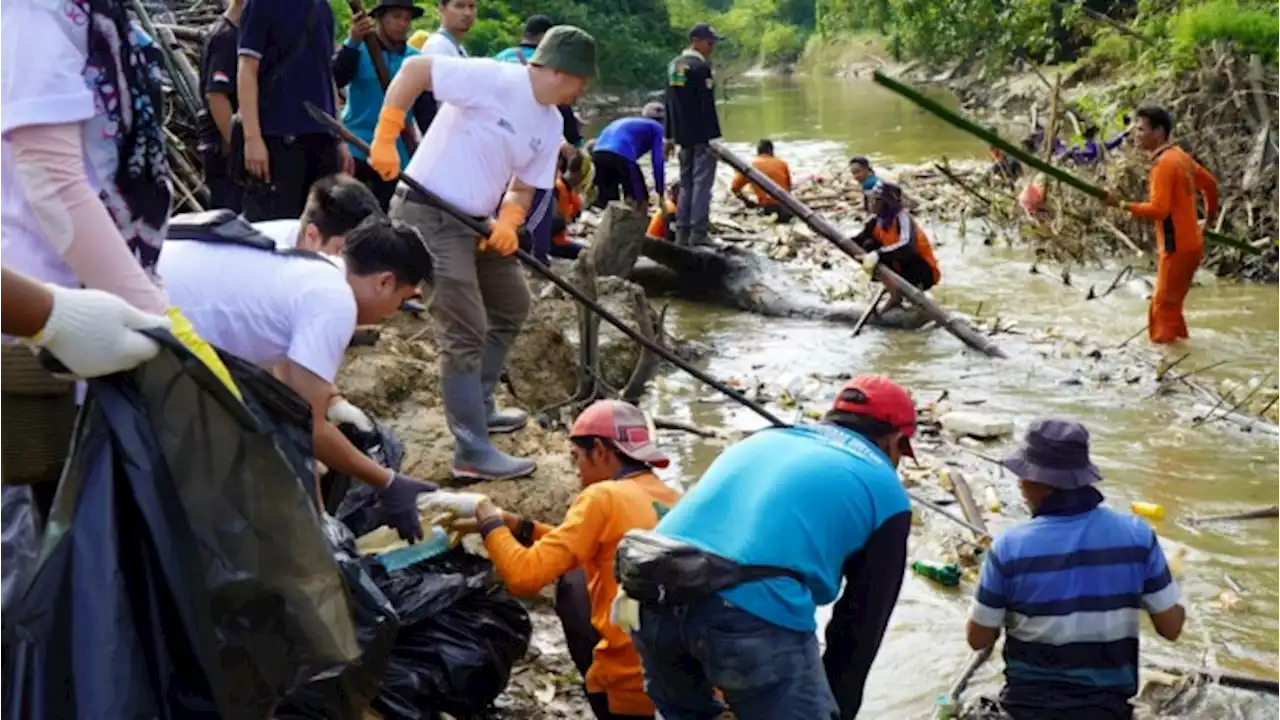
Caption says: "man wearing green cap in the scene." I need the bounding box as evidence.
[368,26,597,483]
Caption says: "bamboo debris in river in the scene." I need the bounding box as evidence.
[710,141,1009,359]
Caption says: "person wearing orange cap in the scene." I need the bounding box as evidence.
[459,399,680,720]
[1105,105,1218,344]
[629,374,915,720]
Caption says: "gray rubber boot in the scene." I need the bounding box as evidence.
[674,228,690,246]
[689,231,712,246]
[480,339,528,434]
[442,372,536,483]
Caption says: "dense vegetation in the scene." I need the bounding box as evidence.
[330,0,1276,87]
[814,0,1278,71]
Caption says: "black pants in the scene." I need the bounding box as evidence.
[201,147,241,213]
[591,150,647,208]
[886,253,937,291]
[354,157,397,211]
[241,133,340,222]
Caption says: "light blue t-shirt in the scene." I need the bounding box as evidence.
[655,424,911,631]
[339,40,418,164]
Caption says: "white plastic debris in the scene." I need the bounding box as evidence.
[940,411,1015,440]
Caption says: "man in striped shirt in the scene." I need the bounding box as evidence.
[967,418,1185,720]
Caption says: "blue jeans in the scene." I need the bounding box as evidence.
[631,597,839,720]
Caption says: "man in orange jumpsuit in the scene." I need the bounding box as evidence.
[454,400,681,719]
[730,139,793,222]
[1106,105,1218,344]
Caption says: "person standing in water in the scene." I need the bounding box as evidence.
[1105,105,1218,345]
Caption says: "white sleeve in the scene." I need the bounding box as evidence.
[517,125,561,190]
[287,283,357,383]
[0,1,95,135]
[421,33,457,57]
[431,57,505,109]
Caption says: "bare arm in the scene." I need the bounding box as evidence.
[502,176,537,214]
[966,620,1001,651]
[385,54,434,112]
[276,360,392,491]
[1,268,55,337]
[1149,603,1185,641]
[236,55,262,140]
[207,93,235,149]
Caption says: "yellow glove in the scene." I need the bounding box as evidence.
[168,307,241,400]
[369,105,407,181]
[482,202,525,256]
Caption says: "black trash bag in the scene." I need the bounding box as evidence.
[3,334,360,719]
[370,549,532,719]
[275,518,400,720]
[328,421,404,531]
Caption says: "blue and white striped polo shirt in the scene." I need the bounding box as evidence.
[971,500,1180,699]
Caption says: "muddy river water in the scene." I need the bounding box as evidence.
[622,73,1278,716]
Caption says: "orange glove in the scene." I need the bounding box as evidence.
[369,105,407,181]
[481,202,526,256]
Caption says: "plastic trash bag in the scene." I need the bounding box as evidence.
[369,549,532,718]
[275,518,400,720]
[3,335,359,719]
[328,421,404,530]
[0,486,38,613]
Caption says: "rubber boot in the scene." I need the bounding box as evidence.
[689,231,712,246]
[480,338,528,434]
[442,372,536,483]
[675,228,690,246]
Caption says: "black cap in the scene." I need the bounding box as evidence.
[690,22,722,41]
[524,14,553,38]
[372,0,424,18]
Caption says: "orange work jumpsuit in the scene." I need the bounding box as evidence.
[483,472,681,716]
[730,154,792,207]
[870,213,942,289]
[1126,144,1219,344]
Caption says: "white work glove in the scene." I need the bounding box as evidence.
[861,249,881,275]
[417,490,489,516]
[610,588,641,635]
[327,397,374,432]
[26,284,170,378]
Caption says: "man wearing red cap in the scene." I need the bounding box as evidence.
[452,399,680,720]
[630,374,915,720]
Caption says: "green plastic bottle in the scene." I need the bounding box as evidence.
[912,560,962,587]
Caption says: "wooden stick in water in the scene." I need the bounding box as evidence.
[710,141,1009,359]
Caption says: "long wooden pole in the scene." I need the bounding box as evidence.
[871,71,1261,256]
[347,1,419,155]
[709,141,1008,359]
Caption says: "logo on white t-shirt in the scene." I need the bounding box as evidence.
[497,118,515,134]
[530,137,543,154]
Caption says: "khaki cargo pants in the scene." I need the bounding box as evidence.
[389,192,531,376]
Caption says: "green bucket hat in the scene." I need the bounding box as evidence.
[529,25,598,79]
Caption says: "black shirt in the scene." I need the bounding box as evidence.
[238,0,337,137]
[198,15,239,152]
[663,49,721,147]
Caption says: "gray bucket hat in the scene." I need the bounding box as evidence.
[1002,418,1104,490]
[529,25,598,79]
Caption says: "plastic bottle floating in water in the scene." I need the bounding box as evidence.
[376,525,452,572]
[912,560,963,587]
[984,486,1001,513]
[1131,501,1166,521]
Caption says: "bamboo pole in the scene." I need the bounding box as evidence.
[871,71,1261,256]
[710,141,1009,359]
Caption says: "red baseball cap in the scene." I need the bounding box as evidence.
[831,374,918,458]
[570,400,671,468]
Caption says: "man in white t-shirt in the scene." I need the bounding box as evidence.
[420,0,474,58]
[255,173,383,252]
[157,217,439,542]
[367,26,596,483]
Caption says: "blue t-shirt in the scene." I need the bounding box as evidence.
[338,40,418,164]
[594,117,666,196]
[655,424,911,631]
[494,44,535,64]
[238,0,336,137]
[972,502,1180,700]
